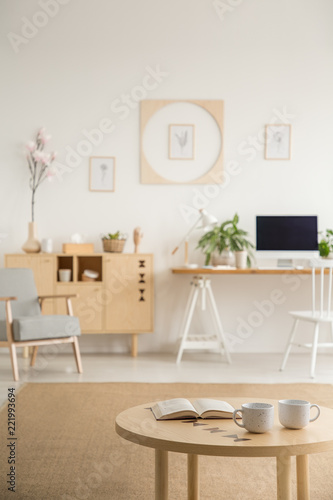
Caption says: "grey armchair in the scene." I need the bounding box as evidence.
[0,268,83,381]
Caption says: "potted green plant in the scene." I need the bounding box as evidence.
[318,229,333,258]
[102,231,127,253]
[196,213,254,268]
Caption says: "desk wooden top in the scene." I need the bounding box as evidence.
[172,267,319,275]
[115,398,333,458]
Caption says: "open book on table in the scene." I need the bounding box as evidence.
[151,398,236,420]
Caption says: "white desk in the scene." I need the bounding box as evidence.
[172,267,318,363]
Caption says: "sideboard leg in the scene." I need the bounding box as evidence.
[296,455,310,500]
[188,454,199,500]
[155,449,168,500]
[276,455,292,500]
[131,334,138,357]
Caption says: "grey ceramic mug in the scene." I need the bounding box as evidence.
[233,402,274,433]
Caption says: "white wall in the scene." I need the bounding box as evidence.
[1,0,333,354]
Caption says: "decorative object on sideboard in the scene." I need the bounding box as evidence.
[22,127,56,253]
[22,222,41,254]
[140,99,223,184]
[41,238,53,253]
[82,269,99,282]
[172,209,218,268]
[264,124,291,160]
[62,233,94,254]
[169,124,195,160]
[62,243,94,254]
[133,227,143,253]
[59,268,71,282]
[102,231,127,253]
[318,229,333,258]
[89,156,115,192]
[197,213,254,268]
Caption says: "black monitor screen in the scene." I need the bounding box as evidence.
[256,216,318,251]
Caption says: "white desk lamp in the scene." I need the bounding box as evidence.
[172,209,218,268]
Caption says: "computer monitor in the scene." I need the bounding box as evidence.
[256,215,319,267]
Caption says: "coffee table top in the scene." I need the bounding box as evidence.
[115,398,333,458]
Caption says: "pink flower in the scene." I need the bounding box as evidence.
[33,150,49,163]
[26,141,36,152]
[33,150,44,162]
[41,153,51,165]
[50,151,57,162]
[40,134,52,145]
[46,166,55,181]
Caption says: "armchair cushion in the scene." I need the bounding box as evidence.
[12,315,81,342]
[0,269,41,318]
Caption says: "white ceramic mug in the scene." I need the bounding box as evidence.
[59,269,71,282]
[278,399,320,429]
[233,403,274,433]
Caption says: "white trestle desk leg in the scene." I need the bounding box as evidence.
[177,280,197,347]
[206,279,232,364]
[176,281,200,364]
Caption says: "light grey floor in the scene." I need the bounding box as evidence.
[1,351,333,407]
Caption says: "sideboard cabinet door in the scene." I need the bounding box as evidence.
[104,254,153,333]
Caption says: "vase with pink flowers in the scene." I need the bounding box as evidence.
[22,128,56,253]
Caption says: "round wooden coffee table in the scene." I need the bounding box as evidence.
[115,397,333,500]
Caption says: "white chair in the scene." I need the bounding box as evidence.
[280,259,333,378]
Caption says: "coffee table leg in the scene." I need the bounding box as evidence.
[296,455,310,500]
[155,449,168,500]
[188,454,199,500]
[276,455,292,500]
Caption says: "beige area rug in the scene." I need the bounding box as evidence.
[1,383,333,500]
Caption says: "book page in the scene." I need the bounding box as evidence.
[152,398,197,419]
[192,399,235,416]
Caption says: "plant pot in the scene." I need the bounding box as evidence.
[211,249,234,266]
[22,222,41,253]
[102,238,126,253]
[235,250,247,269]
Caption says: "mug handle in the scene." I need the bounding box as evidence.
[233,409,244,428]
[309,404,320,422]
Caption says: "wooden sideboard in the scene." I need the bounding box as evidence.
[5,253,154,356]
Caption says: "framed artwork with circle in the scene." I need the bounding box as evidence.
[141,100,224,184]
[89,156,115,192]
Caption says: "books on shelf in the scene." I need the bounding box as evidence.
[151,398,236,420]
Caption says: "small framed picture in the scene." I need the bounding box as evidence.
[169,124,195,160]
[89,157,115,192]
[265,124,291,160]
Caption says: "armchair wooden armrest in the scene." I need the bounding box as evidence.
[0,296,17,302]
[38,294,77,316]
[38,294,78,300]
